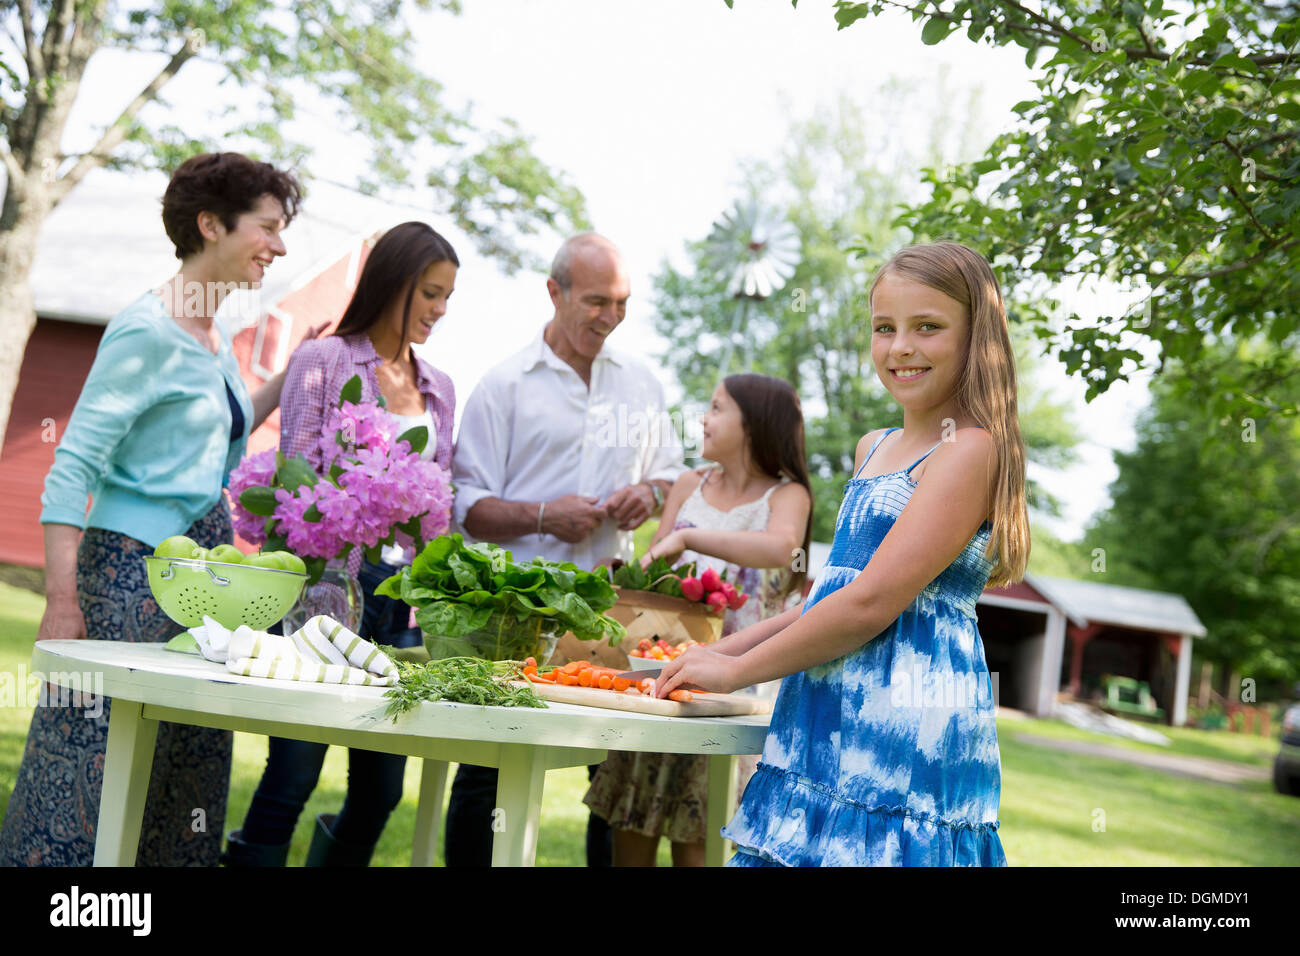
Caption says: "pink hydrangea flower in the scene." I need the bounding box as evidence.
[226,386,455,566]
[318,401,396,470]
[227,448,279,545]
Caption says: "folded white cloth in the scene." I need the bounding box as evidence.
[188,615,398,687]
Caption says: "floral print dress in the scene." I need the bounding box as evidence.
[583,466,795,844]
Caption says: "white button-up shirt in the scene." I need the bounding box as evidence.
[452,329,685,568]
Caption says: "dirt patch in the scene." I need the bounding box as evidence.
[1012,732,1270,786]
[0,564,44,595]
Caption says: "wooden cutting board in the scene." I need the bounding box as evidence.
[512,681,772,718]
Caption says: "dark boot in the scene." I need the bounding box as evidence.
[221,830,291,867]
[304,813,375,867]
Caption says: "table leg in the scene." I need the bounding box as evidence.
[411,758,449,867]
[705,754,739,867]
[491,744,547,867]
[94,699,159,867]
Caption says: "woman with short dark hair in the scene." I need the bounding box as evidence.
[0,152,314,867]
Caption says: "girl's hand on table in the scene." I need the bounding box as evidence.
[653,644,744,697]
[37,596,87,641]
[640,529,687,570]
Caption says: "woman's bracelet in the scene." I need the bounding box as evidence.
[536,500,546,537]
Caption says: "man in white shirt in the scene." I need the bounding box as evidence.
[446,233,685,866]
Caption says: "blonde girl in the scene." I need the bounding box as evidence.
[655,241,1029,866]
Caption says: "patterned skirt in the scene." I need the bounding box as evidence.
[584,751,758,845]
[0,502,235,867]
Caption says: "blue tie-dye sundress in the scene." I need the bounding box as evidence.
[722,427,1007,867]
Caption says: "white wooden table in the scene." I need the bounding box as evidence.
[30,641,770,867]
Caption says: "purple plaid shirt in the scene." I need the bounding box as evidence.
[280,333,455,575]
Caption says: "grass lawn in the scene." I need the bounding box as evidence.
[3,580,1298,866]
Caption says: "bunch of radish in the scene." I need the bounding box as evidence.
[679,566,747,614]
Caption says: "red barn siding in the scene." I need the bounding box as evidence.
[984,579,1048,604]
[0,319,104,567]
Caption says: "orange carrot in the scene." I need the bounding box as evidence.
[578,669,594,687]
[667,690,693,703]
[612,677,631,692]
[597,674,613,690]
[557,673,581,686]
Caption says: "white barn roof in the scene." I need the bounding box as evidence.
[805,544,1206,638]
[1023,573,1207,637]
[27,167,433,332]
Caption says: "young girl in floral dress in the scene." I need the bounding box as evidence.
[584,373,812,866]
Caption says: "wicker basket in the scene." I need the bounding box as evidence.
[551,587,723,668]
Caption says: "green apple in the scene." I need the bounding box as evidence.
[245,553,287,570]
[276,552,307,575]
[207,544,247,565]
[155,535,199,560]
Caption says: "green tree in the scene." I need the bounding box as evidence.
[651,95,1083,541]
[0,0,589,446]
[1023,521,1091,578]
[780,0,1300,429]
[1084,341,1300,687]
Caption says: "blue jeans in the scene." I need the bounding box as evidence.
[237,559,421,848]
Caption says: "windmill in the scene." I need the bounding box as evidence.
[703,199,800,382]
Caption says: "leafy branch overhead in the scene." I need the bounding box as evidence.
[782,0,1300,425]
[651,97,1084,540]
[1085,342,1300,685]
[2,0,589,272]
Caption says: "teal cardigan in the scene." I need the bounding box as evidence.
[40,292,254,549]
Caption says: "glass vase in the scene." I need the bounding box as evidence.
[422,610,561,663]
[280,563,364,635]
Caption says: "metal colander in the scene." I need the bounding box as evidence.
[144,557,307,630]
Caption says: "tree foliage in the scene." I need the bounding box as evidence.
[650,96,1083,541]
[1,0,589,271]
[0,0,590,447]
[800,0,1300,430]
[1084,341,1300,685]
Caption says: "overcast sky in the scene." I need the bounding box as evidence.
[50,0,1156,543]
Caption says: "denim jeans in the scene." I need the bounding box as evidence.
[445,763,612,866]
[237,559,421,848]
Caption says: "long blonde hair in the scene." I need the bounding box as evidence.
[868,241,1030,587]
